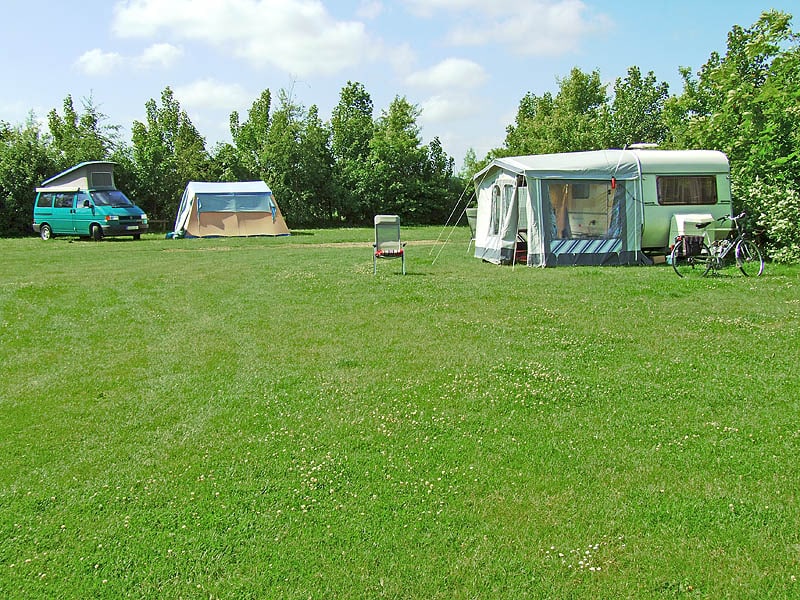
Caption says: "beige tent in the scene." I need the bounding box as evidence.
[172,181,290,237]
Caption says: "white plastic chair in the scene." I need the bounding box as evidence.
[373,215,406,274]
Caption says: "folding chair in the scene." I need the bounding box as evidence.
[373,214,406,274]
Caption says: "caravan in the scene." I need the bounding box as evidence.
[472,149,732,266]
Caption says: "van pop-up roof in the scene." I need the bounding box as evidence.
[36,161,117,193]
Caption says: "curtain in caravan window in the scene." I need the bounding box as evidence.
[548,184,570,238]
[656,176,717,205]
[608,182,626,238]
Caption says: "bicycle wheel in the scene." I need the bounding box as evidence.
[735,239,764,276]
[671,242,712,278]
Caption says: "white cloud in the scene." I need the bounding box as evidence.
[173,79,251,111]
[356,0,383,19]
[75,43,184,76]
[112,0,378,77]
[401,0,477,18]
[419,94,482,125]
[448,1,600,55]
[406,58,487,91]
[387,42,417,76]
[402,0,608,57]
[136,43,184,69]
[75,48,124,76]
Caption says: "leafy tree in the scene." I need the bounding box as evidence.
[504,68,607,155]
[458,147,487,182]
[604,66,670,148]
[297,105,336,224]
[554,67,608,150]
[0,118,57,236]
[47,94,119,169]
[502,91,557,155]
[330,82,374,224]
[368,96,430,223]
[734,178,800,263]
[419,136,458,223]
[261,89,305,226]
[230,89,336,227]
[230,89,271,179]
[131,87,209,221]
[208,142,251,182]
[665,10,800,259]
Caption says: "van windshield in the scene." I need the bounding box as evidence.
[91,190,135,208]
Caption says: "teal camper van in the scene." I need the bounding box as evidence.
[33,161,148,240]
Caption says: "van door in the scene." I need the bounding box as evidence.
[51,192,76,234]
[73,191,95,236]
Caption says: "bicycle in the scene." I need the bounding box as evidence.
[671,212,764,278]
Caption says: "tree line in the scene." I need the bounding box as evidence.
[1,10,797,260]
[0,81,460,234]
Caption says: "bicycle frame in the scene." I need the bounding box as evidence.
[706,218,742,272]
[671,212,764,277]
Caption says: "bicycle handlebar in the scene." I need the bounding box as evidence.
[719,212,746,222]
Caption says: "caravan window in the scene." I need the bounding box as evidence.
[546,180,623,239]
[502,184,515,227]
[657,176,717,205]
[490,185,501,235]
[517,186,528,230]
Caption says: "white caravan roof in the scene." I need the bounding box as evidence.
[476,149,729,182]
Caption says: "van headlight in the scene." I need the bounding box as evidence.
[105,215,119,222]
[142,214,148,222]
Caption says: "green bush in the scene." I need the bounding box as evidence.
[735,178,800,263]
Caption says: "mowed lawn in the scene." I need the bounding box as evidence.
[1,229,799,599]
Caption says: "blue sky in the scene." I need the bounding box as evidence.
[1,1,795,169]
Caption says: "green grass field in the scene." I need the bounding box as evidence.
[1,229,799,599]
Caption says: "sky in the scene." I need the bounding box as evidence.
[1,1,795,170]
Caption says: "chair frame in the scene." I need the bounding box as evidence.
[373,214,406,275]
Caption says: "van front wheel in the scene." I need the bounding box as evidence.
[90,224,103,241]
[40,224,52,240]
